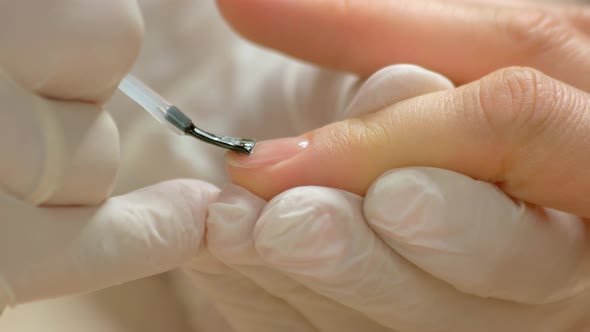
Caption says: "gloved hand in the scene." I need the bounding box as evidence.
[186,169,590,332]
[0,0,219,312]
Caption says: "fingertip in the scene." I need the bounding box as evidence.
[225,150,302,201]
[206,184,265,263]
[0,0,144,102]
[216,0,384,76]
[0,80,121,206]
[364,168,449,247]
[341,64,455,119]
[253,188,320,268]
[135,179,221,257]
[226,131,371,200]
[174,179,221,222]
[362,64,455,93]
[253,187,364,276]
[226,134,340,200]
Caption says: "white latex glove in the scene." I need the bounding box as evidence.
[0,1,219,312]
[190,168,590,332]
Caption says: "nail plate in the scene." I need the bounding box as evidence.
[226,137,309,168]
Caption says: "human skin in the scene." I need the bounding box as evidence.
[219,0,590,220]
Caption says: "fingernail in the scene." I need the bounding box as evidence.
[226,137,309,168]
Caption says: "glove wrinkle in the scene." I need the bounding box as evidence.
[205,185,391,332]
[366,168,590,307]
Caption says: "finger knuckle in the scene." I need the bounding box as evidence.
[477,67,558,138]
[475,66,588,182]
[477,68,538,133]
[498,9,575,59]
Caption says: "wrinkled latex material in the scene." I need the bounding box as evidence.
[0,179,219,306]
[0,75,120,206]
[0,0,223,320]
[3,0,590,331]
[184,171,590,332]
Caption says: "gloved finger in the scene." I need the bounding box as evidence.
[207,185,390,332]
[0,179,218,307]
[253,186,590,332]
[364,167,590,305]
[0,76,119,205]
[339,64,453,120]
[0,0,143,102]
[183,251,315,332]
[227,68,590,218]
[217,0,590,89]
[227,64,452,200]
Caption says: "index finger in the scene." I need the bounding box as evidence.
[217,0,590,89]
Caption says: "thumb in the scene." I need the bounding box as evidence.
[226,67,590,218]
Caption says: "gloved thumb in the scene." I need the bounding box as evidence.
[226,67,590,219]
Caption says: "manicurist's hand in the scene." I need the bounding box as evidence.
[0,1,219,312]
